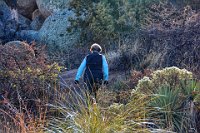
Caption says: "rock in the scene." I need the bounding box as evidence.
[17,13,31,30]
[30,17,44,30]
[5,40,23,47]
[5,0,37,19]
[16,0,37,19]
[3,10,31,42]
[36,0,71,18]
[4,40,35,56]
[0,21,3,38]
[32,9,42,20]
[16,30,39,42]
[0,1,31,43]
[30,9,45,30]
[38,9,80,51]
[0,1,15,42]
[0,0,11,21]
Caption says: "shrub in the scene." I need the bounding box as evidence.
[130,69,153,87]
[0,42,61,132]
[134,67,199,132]
[149,83,200,132]
[106,47,141,72]
[135,66,193,94]
[194,94,200,110]
[149,85,187,132]
[69,0,162,43]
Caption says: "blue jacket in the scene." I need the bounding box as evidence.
[75,53,109,81]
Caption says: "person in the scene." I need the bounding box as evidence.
[74,43,109,100]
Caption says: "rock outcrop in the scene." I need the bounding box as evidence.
[16,0,37,19]
[16,30,39,42]
[30,9,45,30]
[38,9,80,51]
[0,1,31,43]
[1,0,80,51]
[5,0,37,19]
[36,0,71,18]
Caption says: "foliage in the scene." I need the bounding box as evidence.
[0,42,61,132]
[149,86,187,132]
[135,66,193,94]
[149,81,200,132]
[170,0,200,9]
[131,69,152,87]
[106,46,142,71]
[147,1,200,29]
[135,67,199,132]
[110,80,129,91]
[47,88,151,133]
[194,95,200,110]
[69,0,161,43]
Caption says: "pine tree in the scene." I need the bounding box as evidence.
[68,0,161,44]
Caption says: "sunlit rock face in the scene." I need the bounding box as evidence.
[36,0,71,18]
[38,9,80,52]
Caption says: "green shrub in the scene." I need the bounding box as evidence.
[134,67,199,132]
[69,0,162,43]
[149,85,186,131]
[135,66,193,94]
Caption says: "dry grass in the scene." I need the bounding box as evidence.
[45,85,152,133]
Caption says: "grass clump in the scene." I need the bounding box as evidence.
[47,87,151,133]
[135,66,199,132]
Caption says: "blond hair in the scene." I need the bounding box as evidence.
[90,43,102,52]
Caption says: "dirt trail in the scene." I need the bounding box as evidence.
[59,69,127,88]
[59,69,133,106]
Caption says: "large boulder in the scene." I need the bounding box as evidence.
[5,40,24,47]
[1,1,31,28]
[16,0,37,19]
[30,16,44,30]
[32,9,42,20]
[38,9,80,52]
[36,0,71,18]
[0,0,16,42]
[16,30,39,42]
[0,21,3,38]
[5,0,37,19]
[0,0,11,21]
[0,1,31,43]
[30,9,45,30]
[3,10,31,42]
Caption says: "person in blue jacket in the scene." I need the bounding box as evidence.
[75,43,109,99]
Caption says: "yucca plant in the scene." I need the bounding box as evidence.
[149,85,194,132]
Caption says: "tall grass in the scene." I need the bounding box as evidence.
[46,85,151,133]
[0,98,48,133]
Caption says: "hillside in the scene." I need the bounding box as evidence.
[0,0,200,132]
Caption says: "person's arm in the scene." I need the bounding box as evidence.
[102,55,109,81]
[75,57,86,81]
